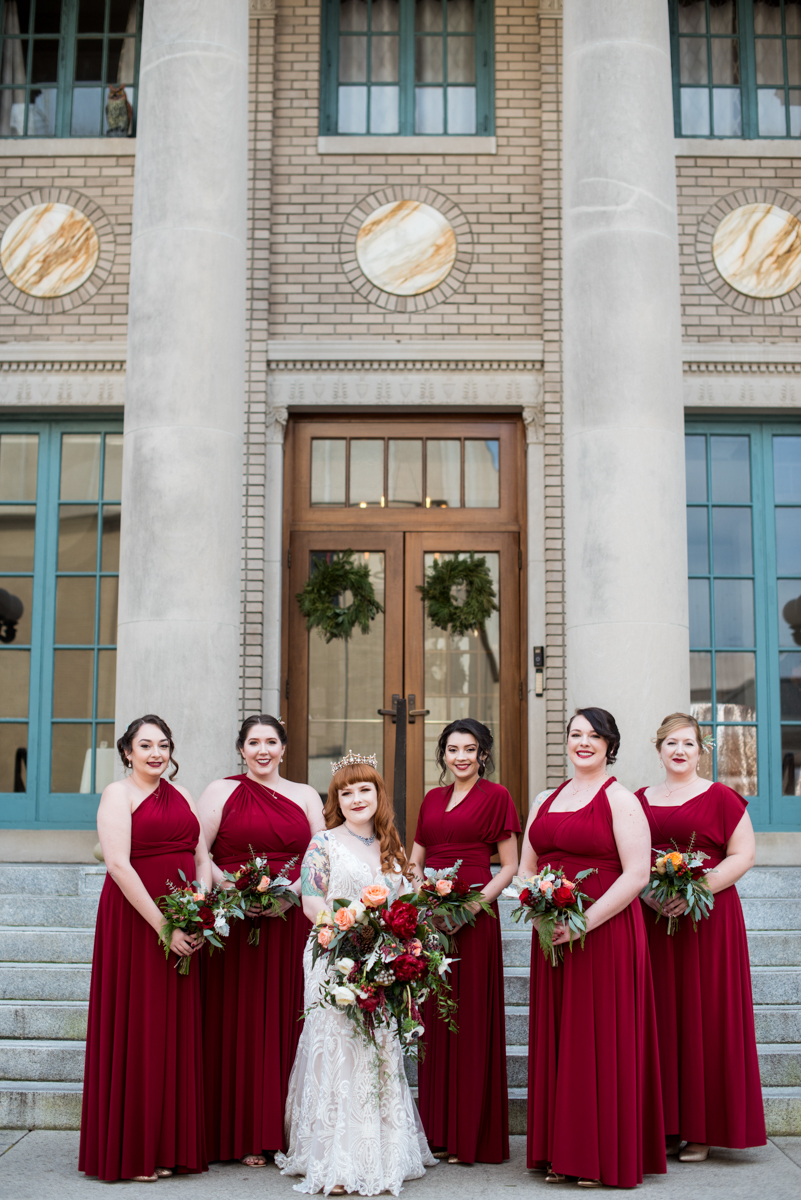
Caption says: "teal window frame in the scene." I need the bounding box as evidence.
[670,0,801,138]
[319,0,494,137]
[0,0,143,140]
[0,417,122,830]
[686,417,801,831]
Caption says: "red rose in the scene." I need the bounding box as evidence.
[452,879,470,898]
[382,900,418,941]
[198,906,215,929]
[553,885,575,907]
[357,986,381,1013]
[235,873,253,892]
[393,953,427,982]
[519,888,531,905]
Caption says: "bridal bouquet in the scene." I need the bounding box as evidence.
[156,870,243,974]
[503,865,595,966]
[221,849,300,945]
[310,884,456,1059]
[412,860,494,940]
[643,836,715,935]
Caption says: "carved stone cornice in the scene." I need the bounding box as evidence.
[268,368,542,409]
[250,0,276,16]
[266,339,544,371]
[0,342,126,407]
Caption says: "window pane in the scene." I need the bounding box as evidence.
[711,38,739,84]
[709,1,737,33]
[97,648,116,717]
[98,576,118,644]
[58,506,97,571]
[340,0,368,32]
[778,579,801,647]
[371,35,398,81]
[349,440,384,506]
[690,650,712,720]
[416,36,443,82]
[51,724,92,793]
[680,37,708,84]
[678,1,706,34]
[716,651,756,720]
[788,1,801,35]
[101,505,121,571]
[0,724,27,793]
[103,434,123,501]
[109,1,138,34]
[27,89,56,136]
[687,507,709,573]
[774,436,801,503]
[94,723,116,790]
[0,434,38,501]
[0,577,32,644]
[790,89,801,134]
[35,1,63,33]
[712,87,742,134]
[416,0,443,32]
[712,507,752,575]
[714,578,754,647]
[0,507,35,571]
[447,85,475,133]
[754,2,782,35]
[689,577,711,645]
[782,724,801,794]
[681,87,711,134]
[53,649,94,718]
[55,576,95,644]
[464,439,499,508]
[0,649,29,716]
[31,39,59,83]
[698,726,715,780]
[685,435,707,501]
[787,37,801,85]
[338,85,367,133]
[75,38,103,81]
[716,725,757,795]
[340,35,367,81]
[710,436,749,502]
[61,434,101,501]
[758,87,788,135]
[776,508,801,576]
[780,651,801,719]
[311,440,346,506]
[370,85,399,133]
[372,0,400,32]
[387,440,423,508]
[71,87,102,136]
[415,86,444,132]
[426,439,461,508]
[756,37,785,85]
[79,0,108,33]
[447,0,474,32]
[447,36,474,82]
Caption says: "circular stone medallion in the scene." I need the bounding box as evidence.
[0,202,100,298]
[355,200,457,296]
[712,203,801,299]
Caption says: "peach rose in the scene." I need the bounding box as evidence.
[539,880,551,894]
[334,906,356,930]
[561,879,575,891]
[409,938,423,957]
[434,879,453,896]
[317,926,334,948]
[191,891,205,902]
[255,875,270,893]
[361,884,389,908]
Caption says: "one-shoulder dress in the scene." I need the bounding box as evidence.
[203,775,311,1161]
[527,779,666,1188]
[79,779,207,1181]
[636,783,766,1148]
[415,778,520,1163]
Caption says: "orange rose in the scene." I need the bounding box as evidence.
[317,926,334,947]
[191,891,205,902]
[361,884,389,908]
[255,875,270,893]
[667,851,684,867]
[434,879,453,896]
[334,907,356,930]
[561,879,575,890]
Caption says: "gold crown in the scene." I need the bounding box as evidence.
[330,749,378,776]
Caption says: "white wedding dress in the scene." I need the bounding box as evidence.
[275,832,436,1196]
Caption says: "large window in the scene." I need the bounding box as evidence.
[320,0,494,137]
[0,420,122,828]
[670,0,801,137]
[686,421,801,830]
[0,0,141,139]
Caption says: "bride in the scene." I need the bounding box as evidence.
[276,752,436,1196]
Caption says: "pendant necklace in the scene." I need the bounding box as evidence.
[345,823,376,846]
[664,776,698,799]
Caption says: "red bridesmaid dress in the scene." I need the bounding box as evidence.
[636,783,766,1148]
[202,775,310,1161]
[79,780,207,1180]
[415,777,521,1164]
[527,779,666,1187]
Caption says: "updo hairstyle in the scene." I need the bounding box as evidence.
[566,707,620,764]
[435,717,495,786]
[117,714,179,779]
[236,714,287,754]
[654,712,707,754]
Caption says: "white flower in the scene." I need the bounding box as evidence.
[437,956,455,977]
[333,985,356,1006]
[336,957,356,975]
[348,900,368,925]
[501,886,520,899]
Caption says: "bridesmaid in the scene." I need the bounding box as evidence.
[410,718,520,1165]
[636,712,766,1161]
[521,708,666,1188]
[198,714,324,1166]
[80,715,210,1182]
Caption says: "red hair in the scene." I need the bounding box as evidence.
[325,762,409,878]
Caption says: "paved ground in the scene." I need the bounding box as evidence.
[1,1132,799,1197]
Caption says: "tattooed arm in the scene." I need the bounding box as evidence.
[301,832,331,924]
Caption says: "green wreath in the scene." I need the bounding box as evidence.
[296,550,384,643]
[417,553,498,636]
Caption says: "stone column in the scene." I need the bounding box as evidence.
[116,1,248,795]
[262,401,287,718]
[562,0,689,787]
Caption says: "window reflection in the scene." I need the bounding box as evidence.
[0,433,38,500]
[0,507,35,571]
[773,435,801,503]
[311,440,347,506]
[426,439,460,508]
[689,577,711,646]
[0,649,29,717]
[0,723,26,792]
[780,651,801,720]
[714,578,754,647]
[690,651,712,720]
[711,507,752,575]
[464,439,499,508]
[350,440,384,506]
[775,507,801,576]
[715,651,756,721]
[687,507,709,573]
[779,579,801,647]
[60,434,101,501]
[782,724,801,795]
[685,435,707,501]
[716,725,757,795]
[387,440,423,507]
[710,435,750,503]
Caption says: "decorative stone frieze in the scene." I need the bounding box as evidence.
[267,369,542,409]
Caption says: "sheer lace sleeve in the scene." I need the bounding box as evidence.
[300,830,330,899]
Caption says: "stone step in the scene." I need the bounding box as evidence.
[762,1087,801,1136]
[0,1080,83,1130]
[757,1044,801,1088]
[754,1006,801,1043]
[0,1001,88,1040]
[752,967,801,1005]
[746,930,801,966]
[0,895,100,928]
[0,927,94,965]
[740,898,801,930]
[0,864,105,897]
[737,868,801,899]
[0,1038,85,1083]
[503,966,529,1005]
[0,963,91,1002]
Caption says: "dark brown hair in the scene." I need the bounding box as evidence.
[325,762,409,878]
[236,714,287,754]
[117,715,179,780]
[566,707,620,764]
[435,717,495,785]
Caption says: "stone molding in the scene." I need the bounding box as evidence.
[0,342,126,407]
[684,372,801,408]
[250,0,276,14]
[539,0,562,14]
[682,341,801,367]
[266,339,544,367]
[0,137,136,157]
[317,136,498,155]
[267,369,542,411]
[675,138,801,158]
[265,403,288,444]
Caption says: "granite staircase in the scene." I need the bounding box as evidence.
[0,862,798,1134]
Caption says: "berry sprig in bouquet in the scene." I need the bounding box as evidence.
[503,865,595,966]
[221,849,300,945]
[156,869,243,975]
[413,861,495,940]
[643,835,715,935]
[310,884,456,1059]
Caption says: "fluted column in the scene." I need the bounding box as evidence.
[562,0,689,785]
[116,1,248,793]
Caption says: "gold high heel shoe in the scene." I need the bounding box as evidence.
[678,1144,709,1162]
[545,1165,566,1183]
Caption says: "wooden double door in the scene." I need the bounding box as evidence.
[282,416,527,845]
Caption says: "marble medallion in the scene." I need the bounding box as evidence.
[0,203,100,298]
[712,203,801,299]
[355,200,457,296]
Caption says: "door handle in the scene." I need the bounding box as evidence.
[407,694,430,724]
[377,694,401,723]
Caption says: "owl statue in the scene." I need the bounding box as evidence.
[105,86,132,137]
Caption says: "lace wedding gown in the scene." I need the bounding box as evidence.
[276,832,436,1196]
